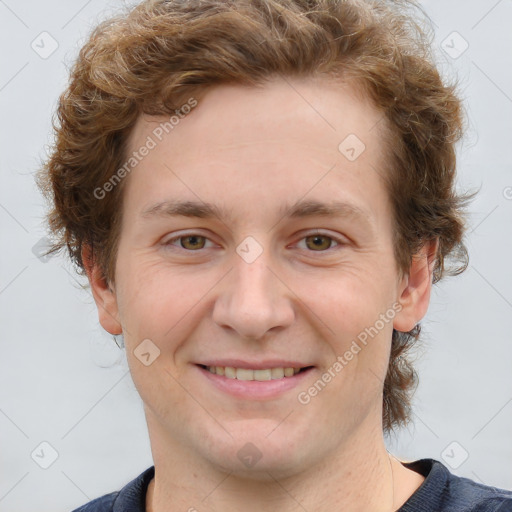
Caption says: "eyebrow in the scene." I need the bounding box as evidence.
[140,199,370,225]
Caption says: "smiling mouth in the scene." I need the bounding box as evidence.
[198,364,314,381]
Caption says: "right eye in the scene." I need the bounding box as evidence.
[164,234,215,251]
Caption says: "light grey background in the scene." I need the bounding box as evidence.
[0,0,511,510]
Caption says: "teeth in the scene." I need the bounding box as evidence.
[271,367,284,379]
[254,369,272,381]
[236,368,253,381]
[225,366,236,379]
[205,366,304,380]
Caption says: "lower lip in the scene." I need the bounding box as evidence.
[196,365,314,400]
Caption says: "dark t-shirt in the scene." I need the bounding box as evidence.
[70,458,512,511]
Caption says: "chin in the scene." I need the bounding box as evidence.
[199,422,317,480]
[211,449,309,482]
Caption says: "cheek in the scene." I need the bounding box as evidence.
[116,259,217,361]
[297,268,396,390]
[116,253,192,320]
[300,268,393,335]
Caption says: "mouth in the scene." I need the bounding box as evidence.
[198,364,314,381]
[195,363,315,400]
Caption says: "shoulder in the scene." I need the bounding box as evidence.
[444,469,512,511]
[400,458,512,512]
[70,492,118,512]
[69,466,155,512]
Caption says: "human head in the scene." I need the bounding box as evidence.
[36,0,471,434]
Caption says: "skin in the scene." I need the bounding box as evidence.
[84,76,436,511]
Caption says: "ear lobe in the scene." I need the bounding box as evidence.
[393,239,438,333]
[82,244,122,335]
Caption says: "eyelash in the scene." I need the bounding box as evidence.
[162,231,346,253]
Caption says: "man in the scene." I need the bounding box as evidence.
[36,0,512,510]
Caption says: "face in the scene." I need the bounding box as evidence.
[89,76,432,479]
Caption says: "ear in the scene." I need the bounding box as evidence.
[393,238,438,332]
[82,244,122,335]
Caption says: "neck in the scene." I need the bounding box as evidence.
[144,410,423,512]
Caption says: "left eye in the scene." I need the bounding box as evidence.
[296,234,340,251]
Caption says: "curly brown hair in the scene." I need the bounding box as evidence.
[36,0,473,433]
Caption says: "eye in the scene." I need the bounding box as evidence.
[163,231,345,253]
[164,234,215,251]
[296,232,343,252]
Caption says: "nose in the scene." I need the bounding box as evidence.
[212,245,295,340]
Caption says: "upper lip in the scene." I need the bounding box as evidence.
[197,360,314,370]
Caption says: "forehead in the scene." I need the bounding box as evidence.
[129,75,386,153]
[122,76,392,226]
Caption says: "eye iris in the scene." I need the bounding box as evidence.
[305,235,331,251]
[181,235,206,250]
